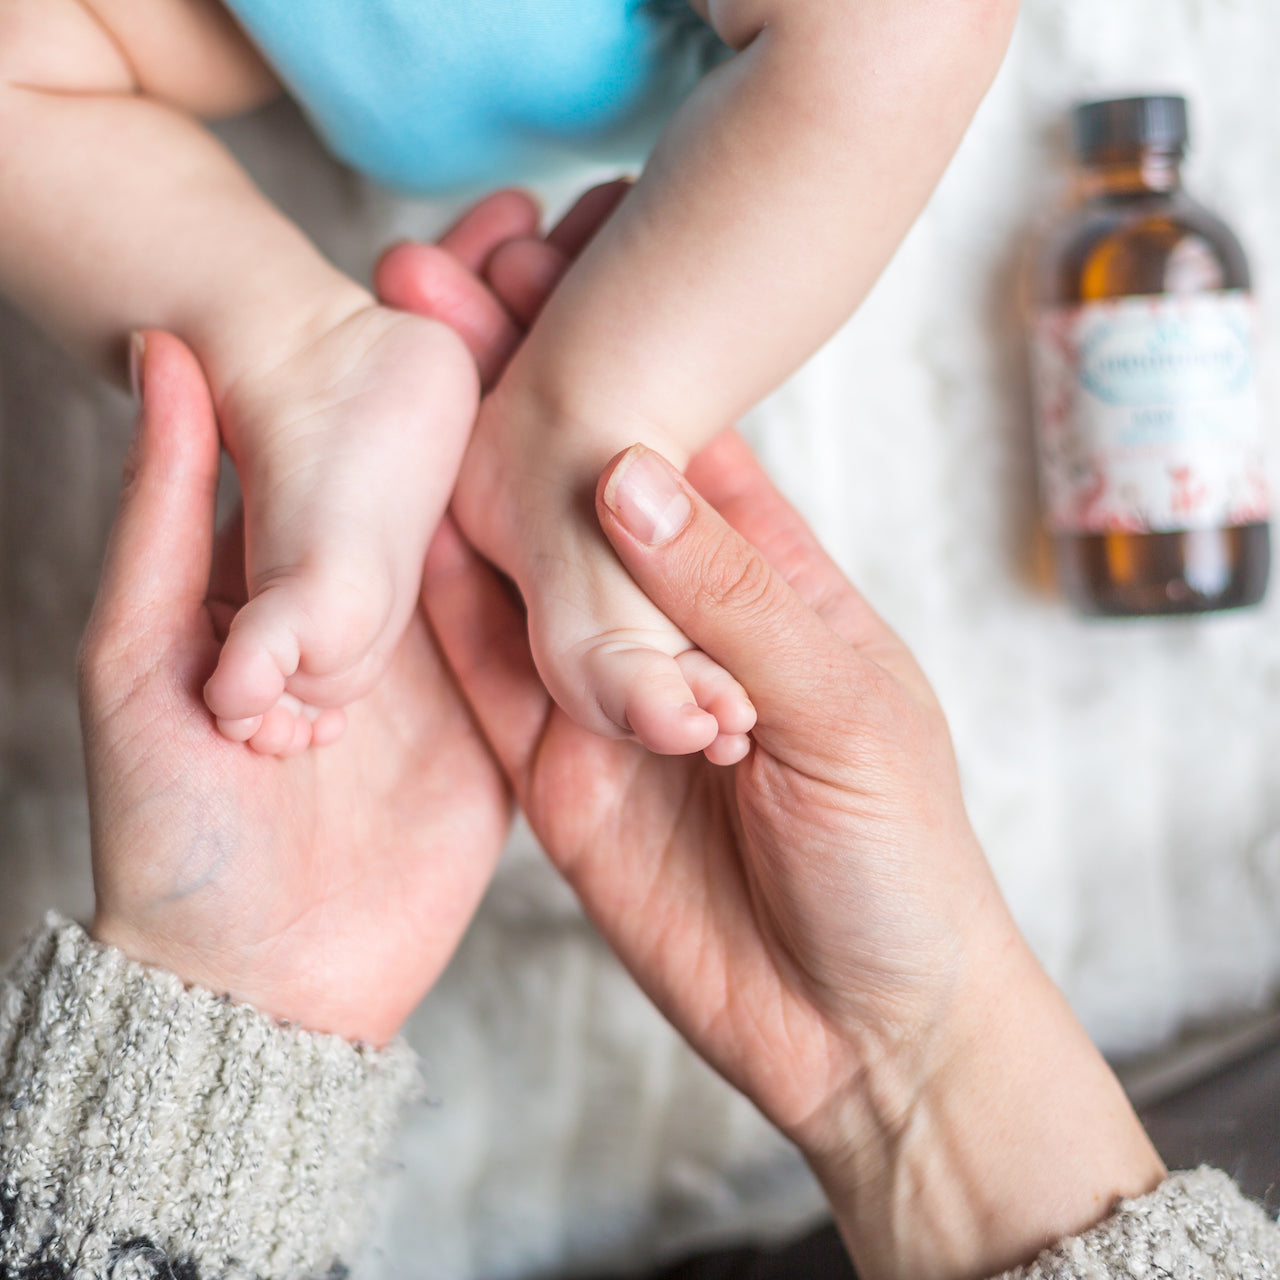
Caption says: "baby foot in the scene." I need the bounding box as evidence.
[453,393,756,761]
[204,304,478,753]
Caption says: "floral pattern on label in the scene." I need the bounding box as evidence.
[1031,290,1269,534]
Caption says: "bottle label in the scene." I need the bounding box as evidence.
[1031,290,1269,534]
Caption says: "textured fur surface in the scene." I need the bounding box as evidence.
[2,2,1279,1276]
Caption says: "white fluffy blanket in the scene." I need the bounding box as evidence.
[2,2,1279,1275]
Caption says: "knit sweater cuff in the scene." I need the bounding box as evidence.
[1001,1166,1280,1279]
[0,913,419,1280]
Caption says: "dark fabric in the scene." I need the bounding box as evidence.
[583,1222,856,1280]
[1138,1029,1280,1216]
[652,1223,856,1280]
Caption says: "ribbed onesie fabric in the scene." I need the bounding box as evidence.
[219,0,728,191]
[2,915,1279,1277]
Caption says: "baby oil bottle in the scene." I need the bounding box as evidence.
[1029,95,1270,615]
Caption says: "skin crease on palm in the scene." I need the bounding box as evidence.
[85,183,1164,1280]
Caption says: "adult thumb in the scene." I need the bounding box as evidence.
[596,444,846,729]
[83,331,222,672]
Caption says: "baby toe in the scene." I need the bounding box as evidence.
[204,593,299,722]
[247,700,304,757]
[309,706,347,748]
[703,732,753,768]
[627,695,719,757]
[675,650,756,737]
[604,650,718,756]
[214,713,264,744]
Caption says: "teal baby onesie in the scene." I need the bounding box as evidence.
[221,0,728,192]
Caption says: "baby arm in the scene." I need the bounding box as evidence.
[0,0,481,752]
[452,0,1019,753]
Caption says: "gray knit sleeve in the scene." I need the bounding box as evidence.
[0,913,419,1280]
[998,1167,1280,1279]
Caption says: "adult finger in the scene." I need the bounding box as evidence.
[421,517,551,793]
[375,242,522,390]
[435,188,541,273]
[481,180,631,326]
[375,188,539,385]
[546,179,631,257]
[378,182,628,375]
[481,179,632,325]
[684,431,914,674]
[83,331,222,666]
[484,237,569,328]
[597,444,883,733]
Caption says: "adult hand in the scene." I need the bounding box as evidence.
[424,438,1165,1277]
[379,194,1163,1277]
[80,193,547,1045]
[403,386,1164,1279]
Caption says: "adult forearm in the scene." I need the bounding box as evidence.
[0,84,367,399]
[498,0,1018,449]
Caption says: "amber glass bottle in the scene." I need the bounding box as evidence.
[1030,95,1269,616]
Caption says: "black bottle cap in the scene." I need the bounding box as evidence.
[1072,95,1189,161]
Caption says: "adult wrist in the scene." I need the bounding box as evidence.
[87,901,421,1047]
[800,922,1165,1280]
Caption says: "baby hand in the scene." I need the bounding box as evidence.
[202,302,478,754]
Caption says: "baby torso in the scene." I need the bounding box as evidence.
[221,0,727,192]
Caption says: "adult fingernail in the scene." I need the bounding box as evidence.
[129,331,146,402]
[603,445,692,545]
